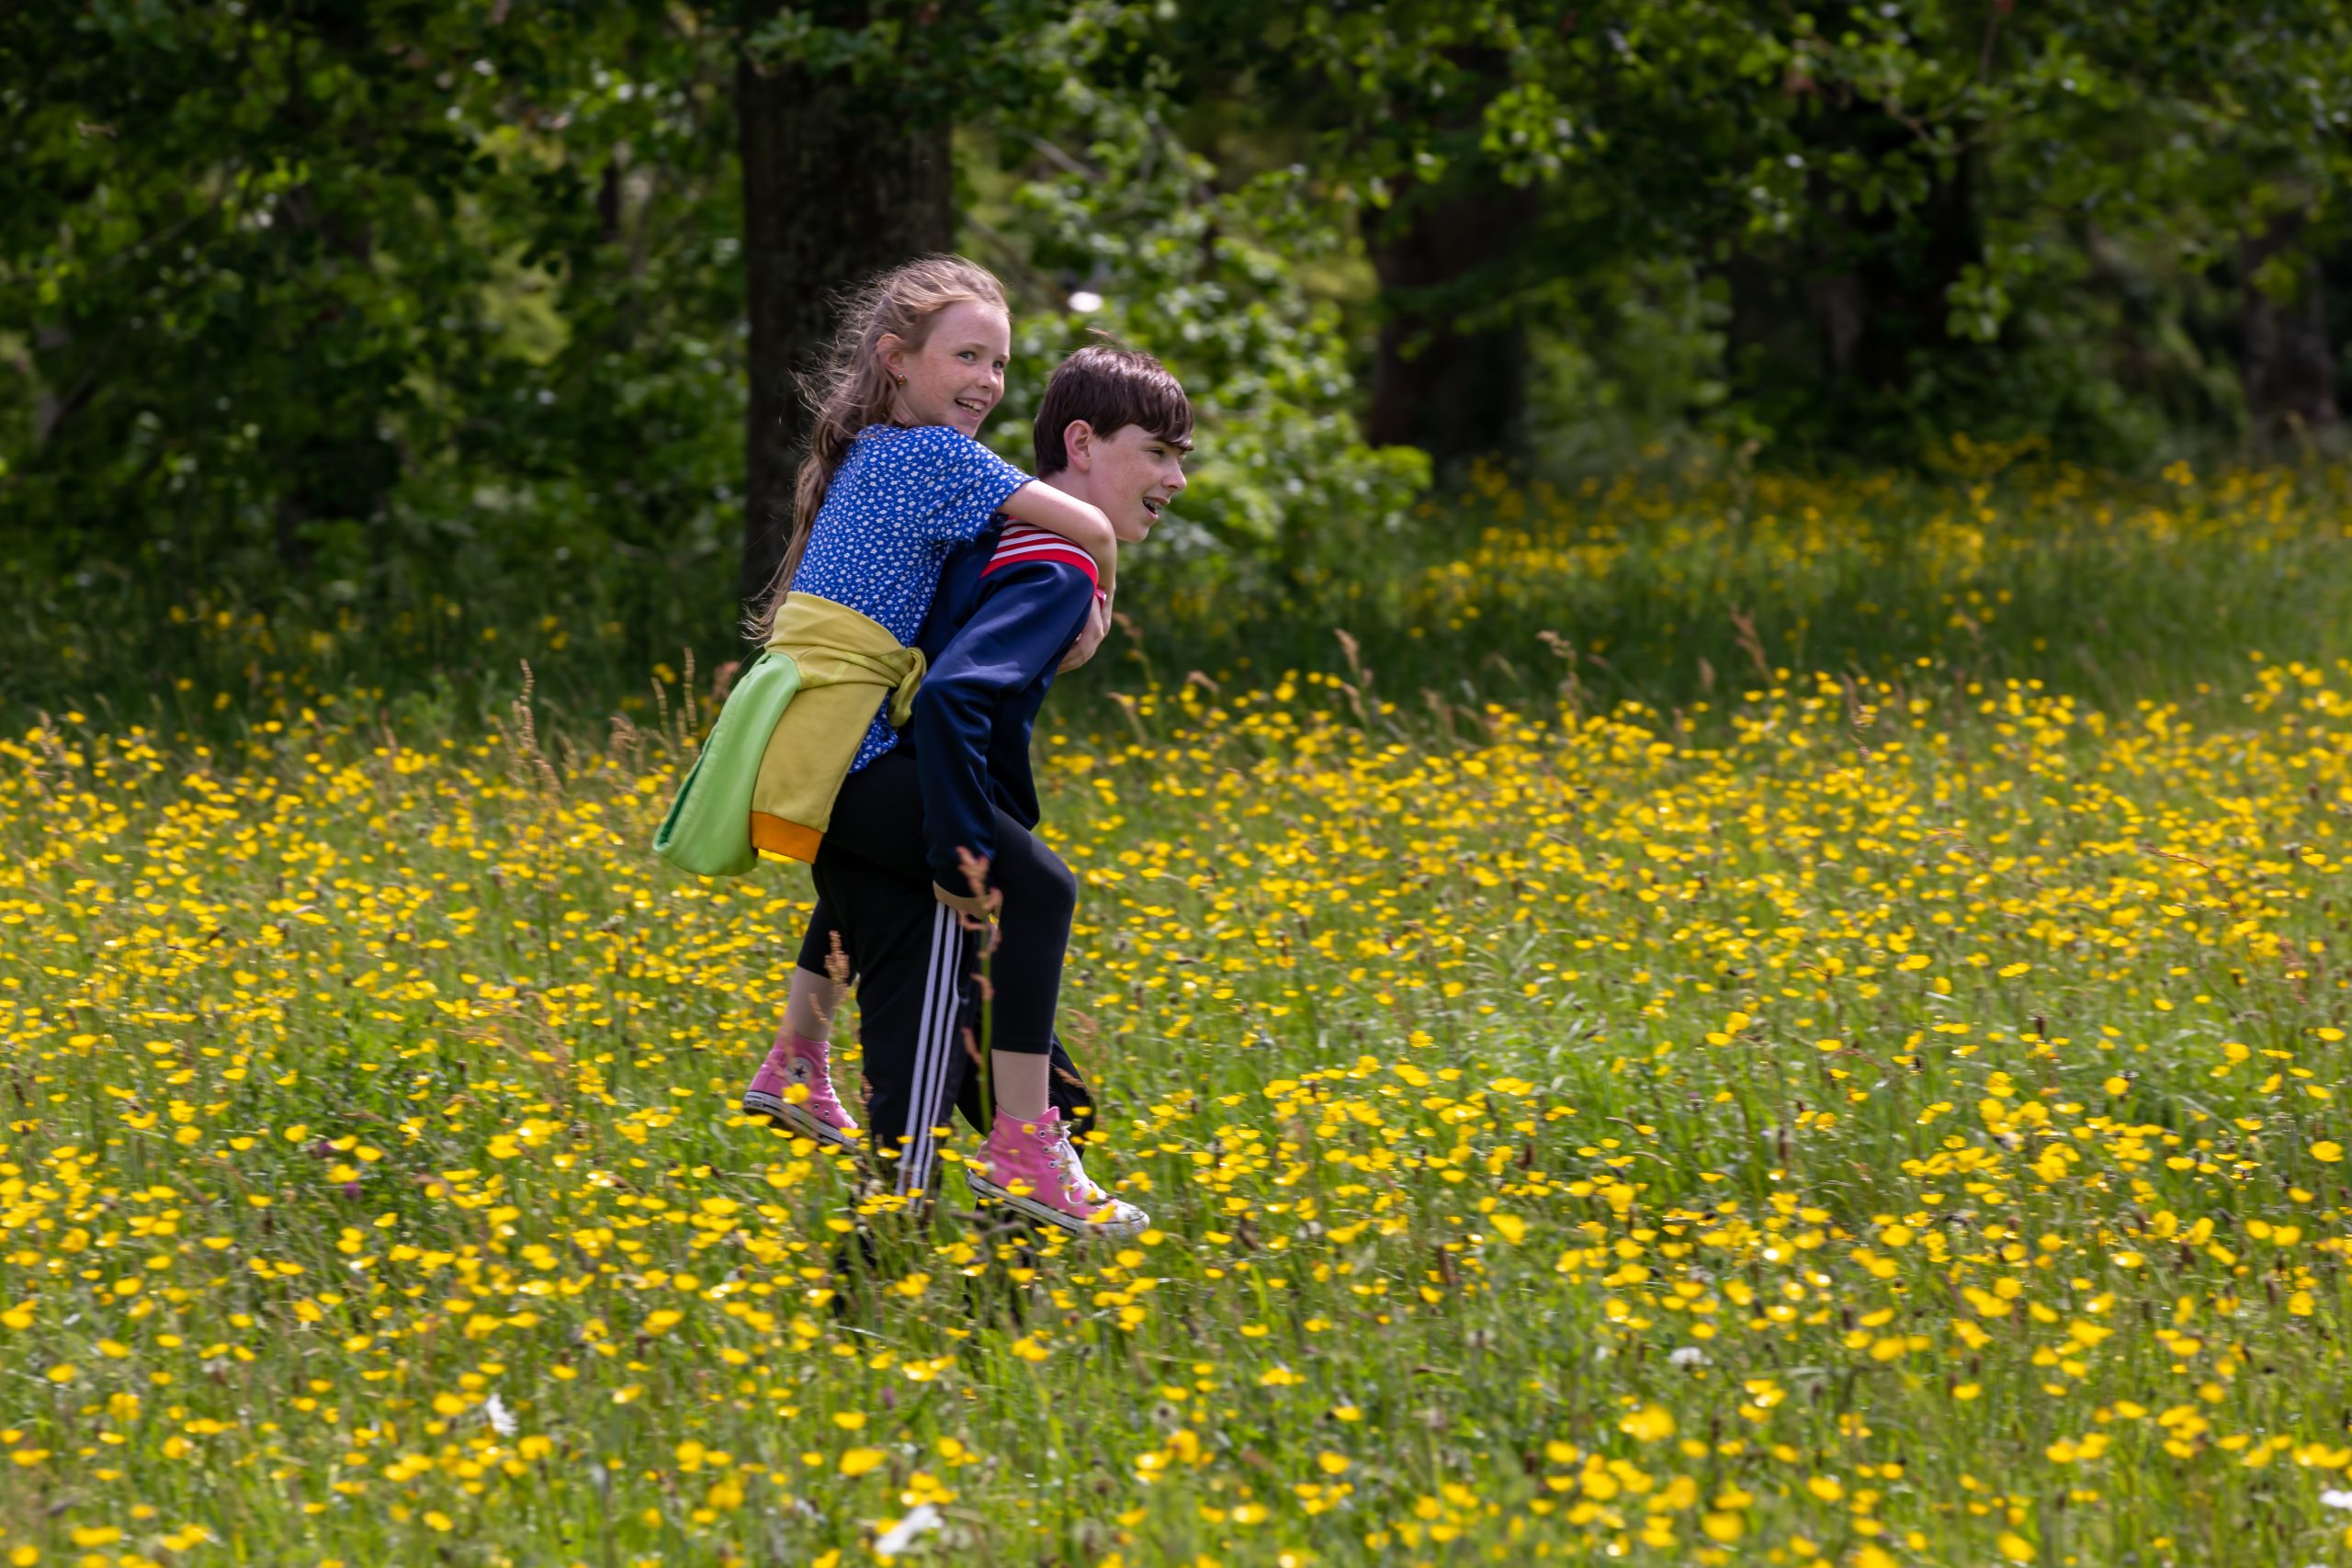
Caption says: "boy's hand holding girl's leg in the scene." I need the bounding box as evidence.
[933,881,1000,921]
[1057,592,1112,674]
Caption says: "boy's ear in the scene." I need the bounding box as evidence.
[1062,419,1096,471]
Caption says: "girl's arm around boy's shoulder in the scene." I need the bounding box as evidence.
[997,480,1116,595]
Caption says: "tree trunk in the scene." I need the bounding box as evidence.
[269,181,398,571]
[736,53,954,607]
[1363,176,1539,469]
[1724,128,1983,456]
[1843,147,1979,396]
[2242,218,2338,442]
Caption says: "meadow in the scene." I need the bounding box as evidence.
[5,458,2352,1566]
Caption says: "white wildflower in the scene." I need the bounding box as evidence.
[874,1503,943,1558]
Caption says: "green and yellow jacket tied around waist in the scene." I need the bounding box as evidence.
[651,594,924,875]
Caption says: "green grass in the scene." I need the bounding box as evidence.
[14,451,2352,742]
[4,460,2352,1566]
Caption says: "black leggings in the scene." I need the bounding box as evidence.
[797,748,1074,1055]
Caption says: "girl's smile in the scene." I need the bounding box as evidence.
[883,299,1011,437]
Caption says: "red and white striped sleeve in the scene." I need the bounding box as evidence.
[980,523,1100,591]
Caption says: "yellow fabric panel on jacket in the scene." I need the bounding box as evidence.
[650,592,923,876]
[743,598,926,863]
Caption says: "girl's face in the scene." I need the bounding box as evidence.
[882,300,1011,438]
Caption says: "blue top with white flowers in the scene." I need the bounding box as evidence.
[787,423,1032,771]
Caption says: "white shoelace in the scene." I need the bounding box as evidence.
[1043,1124,1106,1203]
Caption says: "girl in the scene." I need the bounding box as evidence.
[653,256,1116,1145]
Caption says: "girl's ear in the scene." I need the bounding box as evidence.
[876,332,910,384]
[1062,420,1095,471]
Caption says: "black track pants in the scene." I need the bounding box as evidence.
[804,849,1093,1198]
[807,747,1076,1056]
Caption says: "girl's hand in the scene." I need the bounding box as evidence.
[933,881,1000,921]
[1059,592,1112,673]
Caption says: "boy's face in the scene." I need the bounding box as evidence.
[1066,421,1190,542]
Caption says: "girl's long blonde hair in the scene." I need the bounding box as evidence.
[746,254,1009,644]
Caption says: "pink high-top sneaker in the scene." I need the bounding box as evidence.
[966,1107,1148,1239]
[741,1032,857,1149]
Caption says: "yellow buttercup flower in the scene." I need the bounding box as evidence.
[5,462,2352,1561]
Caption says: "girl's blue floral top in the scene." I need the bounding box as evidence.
[788,423,1032,772]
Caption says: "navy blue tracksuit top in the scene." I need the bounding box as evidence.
[901,519,1101,888]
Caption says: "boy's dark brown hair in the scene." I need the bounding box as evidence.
[1033,344,1193,475]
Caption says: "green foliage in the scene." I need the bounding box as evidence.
[1135,1,2352,464]
[1521,258,1736,468]
[9,0,2352,688]
[973,43,1430,583]
[1519,1,2352,458]
[1,2,746,677]
[1085,451,2352,735]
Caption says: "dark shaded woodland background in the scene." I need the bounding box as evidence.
[6,3,2350,715]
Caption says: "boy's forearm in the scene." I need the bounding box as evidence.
[1087,519,1116,592]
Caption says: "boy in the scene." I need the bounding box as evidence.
[744,345,1192,1237]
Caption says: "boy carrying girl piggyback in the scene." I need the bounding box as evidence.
[655,254,1190,1241]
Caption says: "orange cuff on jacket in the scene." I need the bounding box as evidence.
[750,812,822,864]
